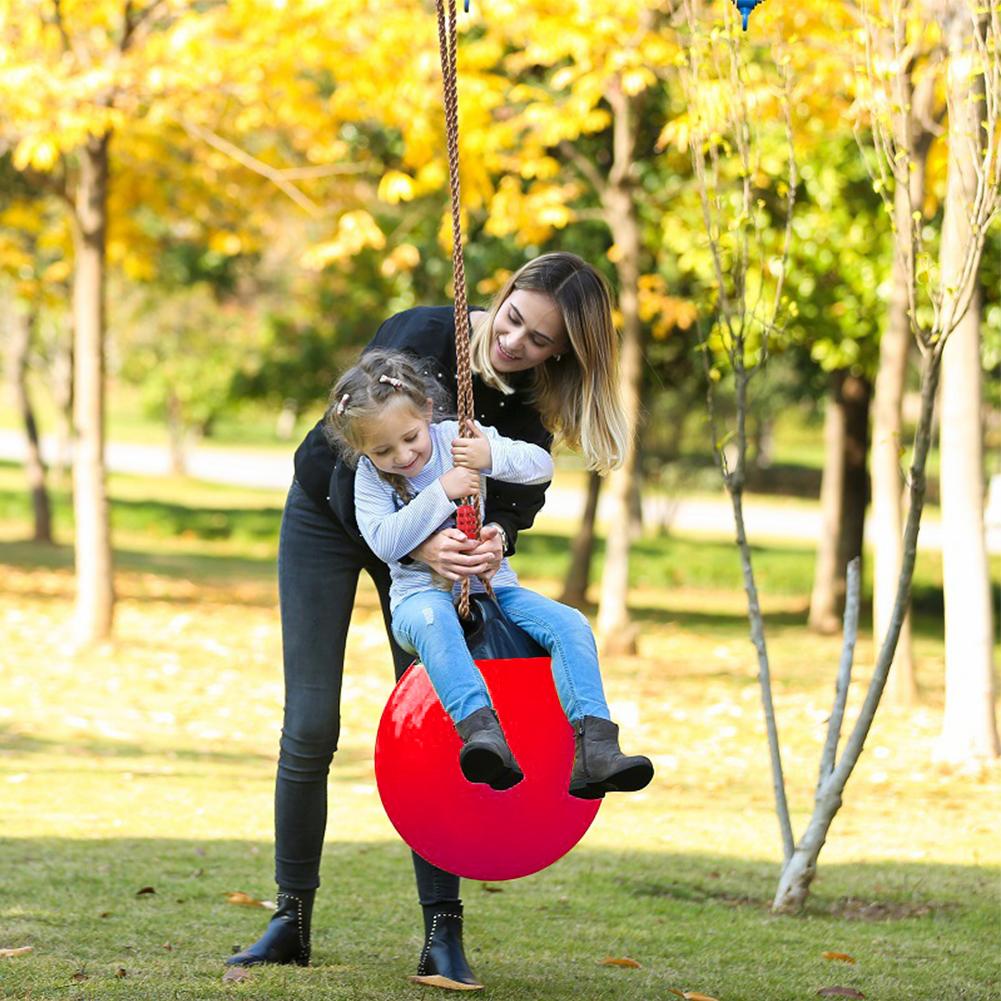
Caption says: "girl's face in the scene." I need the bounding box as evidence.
[490,289,569,374]
[361,397,433,478]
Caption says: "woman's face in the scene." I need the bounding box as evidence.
[490,289,569,374]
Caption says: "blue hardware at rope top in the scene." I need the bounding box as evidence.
[733,0,763,30]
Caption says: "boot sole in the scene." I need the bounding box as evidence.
[569,762,654,799]
[459,747,524,790]
[408,973,484,991]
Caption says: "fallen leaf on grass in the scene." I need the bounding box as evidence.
[479,883,504,893]
[601,956,641,968]
[70,970,89,982]
[135,886,156,896]
[817,989,865,999]
[222,967,250,983]
[224,891,270,909]
[0,947,32,958]
[668,991,720,1001]
[115,968,127,978]
[822,952,856,964]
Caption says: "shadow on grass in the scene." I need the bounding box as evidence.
[0,539,275,591]
[0,837,994,1001]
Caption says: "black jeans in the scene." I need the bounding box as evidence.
[275,479,460,905]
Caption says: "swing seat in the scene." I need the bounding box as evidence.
[375,596,601,881]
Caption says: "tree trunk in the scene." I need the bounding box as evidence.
[774,351,942,913]
[596,80,643,655]
[810,372,871,633]
[52,332,74,485]
[873,181,918,704]
[838,373,871,594]
[809,372,847,633]
[560,471,602,608]
[936,15,1000,763]
[71,134,115,645]
[10,307,53,543]
[166,388,188,476]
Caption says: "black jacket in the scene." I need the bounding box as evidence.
[292,305,552,555]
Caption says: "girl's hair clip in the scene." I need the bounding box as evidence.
[335,393,351,416]
[379,374,404,390]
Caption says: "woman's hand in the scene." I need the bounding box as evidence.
[451,420,492,471]
[471,523,504,582]
[440,465,480,501]
[409,528,497,581]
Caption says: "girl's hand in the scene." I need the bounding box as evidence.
[440,465,480,500]
[409,528,496,581]
[451,420,492,471]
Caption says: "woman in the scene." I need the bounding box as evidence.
[226,252,628,991]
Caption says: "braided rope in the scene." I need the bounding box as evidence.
[435,0,491,618]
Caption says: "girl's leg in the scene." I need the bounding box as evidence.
[493,587,611,723]
[392,590,492,724]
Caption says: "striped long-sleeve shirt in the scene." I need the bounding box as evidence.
[355,421,553,612]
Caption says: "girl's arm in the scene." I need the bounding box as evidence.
[354,459,456,564]
[451,421,553,486]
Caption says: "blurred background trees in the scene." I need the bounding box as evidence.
[0,0,997,760]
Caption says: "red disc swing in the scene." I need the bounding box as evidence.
[373,0,601,882]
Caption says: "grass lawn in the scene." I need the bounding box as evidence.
[1,466,999,1001]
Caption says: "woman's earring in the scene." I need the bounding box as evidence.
[554,353,562,362]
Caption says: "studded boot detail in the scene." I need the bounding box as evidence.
[408,903,483,991]
[225,889,312,967]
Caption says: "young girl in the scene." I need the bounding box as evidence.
[325,348,653,799]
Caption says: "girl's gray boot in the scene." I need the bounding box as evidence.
[455,707,524,791]
[568,716,654,799]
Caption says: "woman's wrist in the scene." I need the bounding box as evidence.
[486,522,508,554]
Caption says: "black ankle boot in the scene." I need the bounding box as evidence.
[225,890,313,967]
[568,716,654,800]
[408,903,483,991]
[455,707,523,791]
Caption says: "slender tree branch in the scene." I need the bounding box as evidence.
[177,119,323,217]
[819,558,861,781]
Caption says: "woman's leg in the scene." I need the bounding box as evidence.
[392,590,492,724]
[229,481,371,967]
[493,587,611,722]
[274,482,372,891]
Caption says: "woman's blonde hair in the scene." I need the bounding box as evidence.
[323,349,450,503]
[469,252,628,473]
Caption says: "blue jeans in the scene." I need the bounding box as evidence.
[392,586,611,724]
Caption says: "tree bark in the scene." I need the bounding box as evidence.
[809,372,871,633]
[838,372,871,594]
[560,471,602,608]
[872,69,936,705]
[166,387,188,476]
[596,80,644,656]
[9,306,53,544]
[71,134,115,645]
[809,372,847,633]
[873,181,918,703]
[936,13,1000,763]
